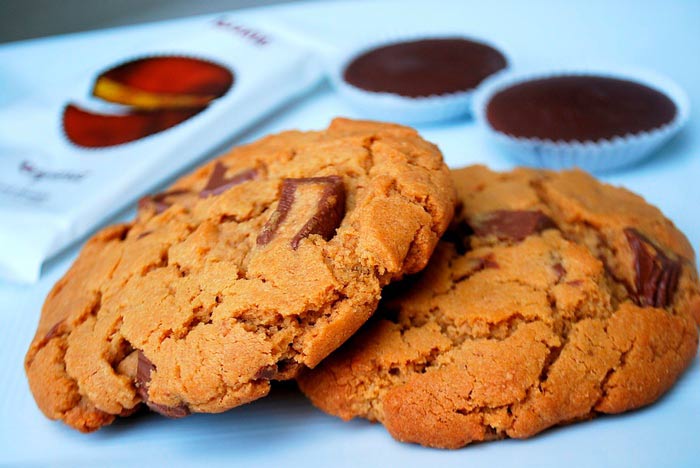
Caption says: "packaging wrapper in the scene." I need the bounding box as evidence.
[0,16,322,283]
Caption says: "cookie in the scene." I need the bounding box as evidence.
[298,165,700,449]
[24,118,456,432]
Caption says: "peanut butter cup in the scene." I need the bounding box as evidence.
[486,75,677,141]
[343,38,507,97]
[475,70,688,172]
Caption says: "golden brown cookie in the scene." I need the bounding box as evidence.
[298,165,700,449]
[24,118,455,432]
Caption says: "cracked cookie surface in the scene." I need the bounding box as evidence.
[24,118,455,432]
[298,165,700,449]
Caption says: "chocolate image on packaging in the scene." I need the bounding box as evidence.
[64,55,234,148]
[257,176,346,249]
[485,75,677,142]
[63,104,205,148]
[92,56,234,109]
[343,38,507,97]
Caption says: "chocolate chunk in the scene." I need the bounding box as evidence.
[95,56,234,105]
[472,210,556,241]
[138,188,189,214]
[486,76,677,141]
[275,358,297,376]
[63,104,204,148]
[255,358,297,380]
[553,263,566,283]
[151,401,189,419]
[44,320,66,342]
[119,406,142,417]
[255,365,277,380]
[257,176,346,249]
[442,219,474,255]
[624,228,681,308]
[479,255,500,270]
[344,38,507,97]
[136,351,189,418]
[199,162,257,198]
[135,350,154,402]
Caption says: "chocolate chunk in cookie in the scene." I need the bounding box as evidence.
[199,162,257,198]
[138,189,189,214]
[257,176,346,249]
[471,210,556,241]
[625,228,681,308]
[43,320,66,343]
[135,352,189,418]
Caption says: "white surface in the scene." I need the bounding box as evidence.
[1,0,699,466]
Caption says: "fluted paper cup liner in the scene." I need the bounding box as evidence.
[473,67,690,172]
[329,32,510,124]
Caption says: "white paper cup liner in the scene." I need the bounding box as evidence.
[473,67,690,172]
[329,32,510,125]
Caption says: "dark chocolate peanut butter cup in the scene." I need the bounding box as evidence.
[474,68,689,172]
[333,34,508,124]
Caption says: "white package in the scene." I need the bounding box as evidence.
[0,16,321,283]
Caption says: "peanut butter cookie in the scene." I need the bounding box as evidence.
[24,118,455,432]
[298,165,700,449]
